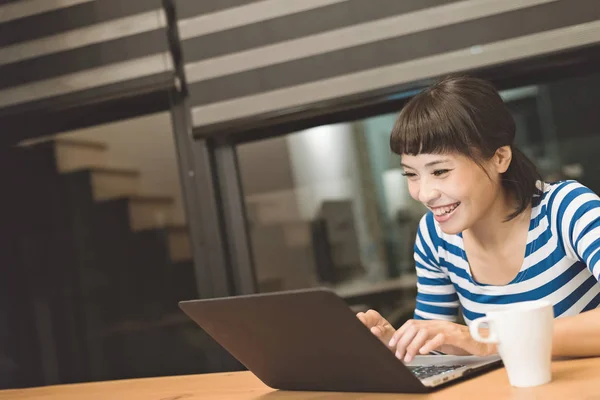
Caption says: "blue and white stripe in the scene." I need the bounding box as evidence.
[414,180,600,324]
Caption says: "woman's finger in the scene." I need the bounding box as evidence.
[393,325,418,360]
[371,325,386,340]
[389,320,415,347]
[419,333,446,355]
[356,312,366,325]
[357,311,391,342]
[377,320,395,341]
[363,310,383,328]
[403,329,430,363]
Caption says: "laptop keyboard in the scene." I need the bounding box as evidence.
[408,365,464,380]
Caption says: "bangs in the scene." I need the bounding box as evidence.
[388,75,537,222]
[389,86,483,157]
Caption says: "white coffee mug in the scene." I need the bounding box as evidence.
[469,300,554,388]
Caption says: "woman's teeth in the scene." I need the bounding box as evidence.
[433,203,460,216]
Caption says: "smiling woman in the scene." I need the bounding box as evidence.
[357,75,600,364]
[392,75,542,224]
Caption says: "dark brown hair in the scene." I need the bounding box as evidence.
[389,75,542,220]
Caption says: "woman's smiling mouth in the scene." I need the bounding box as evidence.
[430,202,461,222]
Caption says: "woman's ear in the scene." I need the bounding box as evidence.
[494,146,512,174]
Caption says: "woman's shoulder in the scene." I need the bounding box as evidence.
[536,180,600,224]
[538,180,596,207]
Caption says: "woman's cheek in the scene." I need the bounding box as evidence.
[407,182,420,202]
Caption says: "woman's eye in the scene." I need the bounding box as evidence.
[401,172,417,178]
[432,169,450,177]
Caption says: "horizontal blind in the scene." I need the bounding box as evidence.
[175,0,600,136]
[0,0,174,117]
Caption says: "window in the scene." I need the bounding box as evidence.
[237,71,600,296]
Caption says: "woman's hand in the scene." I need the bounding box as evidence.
[356,310,396,346]
[388,319,497,363]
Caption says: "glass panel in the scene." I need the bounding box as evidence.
[238,122,423,302]
[237,70,600,323]
[0,112,205,388]
[499,72,600,190]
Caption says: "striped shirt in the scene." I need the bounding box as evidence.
[414,180,600,324]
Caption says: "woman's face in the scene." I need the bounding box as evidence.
[401,152,503,234]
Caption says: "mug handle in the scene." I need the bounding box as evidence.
[469,316,499,344]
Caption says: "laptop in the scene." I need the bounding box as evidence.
[179,288,501,393]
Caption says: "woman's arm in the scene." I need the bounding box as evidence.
[553,309,600,357]
[389,311,600,362]
[551,181,600,357]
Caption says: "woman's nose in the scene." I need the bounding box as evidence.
[418,179,440,204]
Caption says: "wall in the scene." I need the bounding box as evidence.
[60,112,187,225]
[237,136,295,197]
[286,123,378,276]
[548,72,600,192]
[238,123,386,280]
[286,124,356,219]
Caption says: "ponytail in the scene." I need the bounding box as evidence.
[502,146,543,221]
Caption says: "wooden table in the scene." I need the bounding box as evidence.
[2,357,598,399]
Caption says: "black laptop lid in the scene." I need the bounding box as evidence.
[179,288,427,393]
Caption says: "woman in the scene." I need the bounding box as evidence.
[357,75,600,363]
